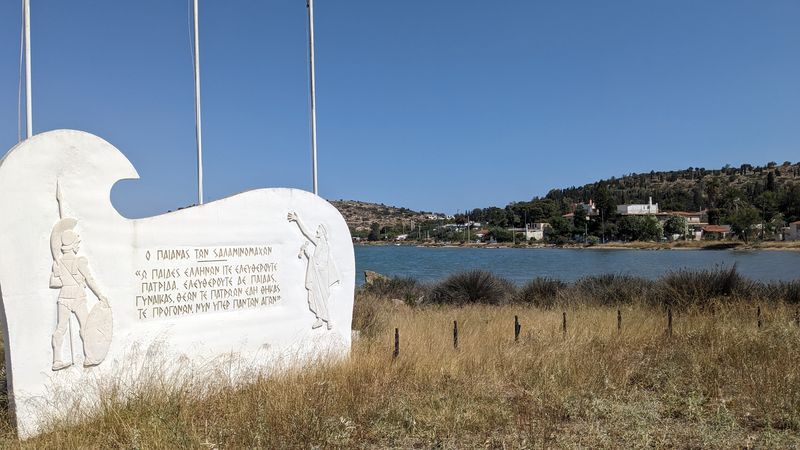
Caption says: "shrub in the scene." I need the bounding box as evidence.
[572,273,653,306]
[430,270,515,305]
[659,265,754,309]
[516,277,567,308]
[361,268,791,310]
[362,276,428,305]
[762,280,800,304]
[783,281,800,304]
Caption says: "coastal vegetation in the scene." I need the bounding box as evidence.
[476,161,800,239]
[339,161,800,245]
[1,269,798,447]
[363,267,800,310]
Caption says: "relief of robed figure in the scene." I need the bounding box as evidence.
[288,211,340,330]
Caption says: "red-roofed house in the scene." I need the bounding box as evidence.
[672,210,707,224]
[702,224,732,239]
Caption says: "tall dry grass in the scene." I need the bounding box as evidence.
[0,288,796,448]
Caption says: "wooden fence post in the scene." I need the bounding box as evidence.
[667,308,673,337]
[617,309,622,332]
[393,328,399,359]
[514,315,521,342]
[453,320,458,349]
[757,306,763,329]
[562,311,567,336]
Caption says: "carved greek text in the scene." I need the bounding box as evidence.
[134,245,282,320]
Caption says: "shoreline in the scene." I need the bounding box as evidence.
[354,240,800,252]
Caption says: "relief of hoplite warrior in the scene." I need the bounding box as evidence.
[288,211,340,330]
[49,182,113,370]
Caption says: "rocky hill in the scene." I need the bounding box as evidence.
[329,200,445,231]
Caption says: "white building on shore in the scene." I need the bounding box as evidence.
[508,223,551,241]
[617,197,658,215]
[786,221,800,241]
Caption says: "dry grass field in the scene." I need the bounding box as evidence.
[0,272,798,448]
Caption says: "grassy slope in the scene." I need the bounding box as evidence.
[0,293,798,448]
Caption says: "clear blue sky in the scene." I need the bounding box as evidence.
[1,1,798,217]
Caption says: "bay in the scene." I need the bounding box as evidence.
[355,246,800,285]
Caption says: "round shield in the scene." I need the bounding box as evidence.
[83,301,113,366]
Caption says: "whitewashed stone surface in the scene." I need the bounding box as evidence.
[0,130,355,438]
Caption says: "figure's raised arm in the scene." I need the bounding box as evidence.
[287,211,317,245]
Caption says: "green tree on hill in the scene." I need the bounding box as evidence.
[487,227,513,242]
[729,206,760,243]
[572,205,588,239]
[755,191,779,222]
[367,222,381,241]
[707,208,722,225]
[546,216,573,244]
[618,216,662,242]
[594,182,616,218]
[780,183,800,222]
[663,216,688,238]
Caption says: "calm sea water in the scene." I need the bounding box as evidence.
[354,246,800,285]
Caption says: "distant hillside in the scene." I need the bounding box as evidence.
[468,161,800,228]
[547,161,800,214]
[330,161,800,244]
[329,200,444,231]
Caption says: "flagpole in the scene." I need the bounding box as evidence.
[307,0,319,195]
[193,0,204,205]
[24,0,32,139]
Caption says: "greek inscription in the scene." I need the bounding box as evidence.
[134,246,282,320]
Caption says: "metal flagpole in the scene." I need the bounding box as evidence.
[307,0,319,195]
[193,0,204,204]
[24,0,32,139]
